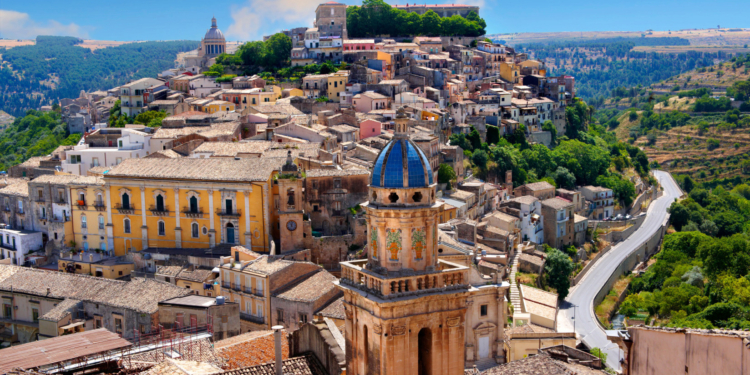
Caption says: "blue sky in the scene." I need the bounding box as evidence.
[0,0,747,42]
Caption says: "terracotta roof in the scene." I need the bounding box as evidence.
[140,358,223,375]
[520,284,558,321]
[177,267,215,282]
[510,195,538,205]
[215,330,289,370]
[222,354,327,375]
[16,156,48,168]
[316,296,345,320]
[249,104,304,116]
[39,298,80,321]
[275,270,338,303]
[153,122,240,140]
[104,157,283,182]
[145,149,184,159]
[243,257,296,275]
[504,322,556,335]
[156,265,184,277]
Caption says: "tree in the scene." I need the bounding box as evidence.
[437,164,457,184]
[669,202,690,231]
[420,10,442,36]
[238,41,266,66]
[467,128,482,151]
[545,249,575,299]
[682,175,695,193]
[542,120,557,145]
[552,166,577,190]
[262,33,292,68]
[486,125,500,145]
[472,149,488,170]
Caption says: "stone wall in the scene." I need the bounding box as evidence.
[307,234,355,270]
[528,131,552,147]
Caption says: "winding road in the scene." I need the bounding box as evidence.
[556,170,683,372]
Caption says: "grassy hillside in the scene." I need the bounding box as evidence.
[0,110,81,172]
[0,36,199,117]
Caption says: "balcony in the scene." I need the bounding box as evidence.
[89,163,102,169]
[339,259,469,300]
[230,282,242,292]
[244,287,265,298]
[216,208,241,218]
[76,200,87,209]
[94,202,106,211]
[149,205,170,216]
[183,207,205,218]
[239,312,265,325]
[114,203,135,215]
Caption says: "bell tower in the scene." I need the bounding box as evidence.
[277,151,304,254]
[337,107,470,375]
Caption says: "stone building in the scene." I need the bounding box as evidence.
[158,295,240,341]
[392,3,480,18]
[338,108,471,375]
[200,17,227,64]
[271,270,342,332]
[513,181,555,201]
[315,2,347,38]
[541,197,575,249]
[303,169,369,236]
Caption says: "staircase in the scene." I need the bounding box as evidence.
[508,250,523,317]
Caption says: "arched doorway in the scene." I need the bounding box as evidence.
[226,223,235,244]
[418,328,432,375]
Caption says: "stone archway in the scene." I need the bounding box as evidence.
[418,327,432,375]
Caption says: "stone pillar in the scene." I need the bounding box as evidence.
[495,296,505,362]
[244,189,252,248]
[140,186,148,250]
[174,188,182,248]
[466,299,475,362]
[208,189,216,247]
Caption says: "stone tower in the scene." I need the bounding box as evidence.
[338,107,470,375]
[277,151,304,253]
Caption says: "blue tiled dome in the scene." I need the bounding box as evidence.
[371,139,433,188]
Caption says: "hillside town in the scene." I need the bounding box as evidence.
[0,3,746,375]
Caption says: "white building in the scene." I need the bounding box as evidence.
[504,196,544,244]
[580,185,615,220]
[188,75,221,99]
[61,128,154,176]
[0,226,43,266]
[120,78,163,117]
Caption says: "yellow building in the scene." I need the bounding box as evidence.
[68,175,110,253]
[284,88,304,98]
[326,70,349,102]
[438,202,457,223]
[205,100,235,113]
[247,90,278,106]
[57,250,134,279]
[500,62,521,83]
[101,157,283,255]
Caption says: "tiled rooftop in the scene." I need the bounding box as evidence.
[275,270,338,303]
[193,141,273,157]
[481,352,605,374]
[541,197,573,210]
[316,296,345,320]
[0,265,190,314]
[222,354,327,375]
[215,330,289,370]
[521,181,555,191]
[104,157,284,182]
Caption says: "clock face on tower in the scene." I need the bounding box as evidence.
[286,220,297,231]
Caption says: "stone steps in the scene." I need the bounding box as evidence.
[508,249,524,315]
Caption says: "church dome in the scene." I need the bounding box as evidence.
[371,138,433,188]
[204,17,225,40]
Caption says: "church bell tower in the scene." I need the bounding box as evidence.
[337,107,470,375]
[277,151,304,253]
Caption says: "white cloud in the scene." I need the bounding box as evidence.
[0,9,89,40]
[226,0,320,41]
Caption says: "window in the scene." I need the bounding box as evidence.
[98,216,104,229]
[277,309,285,323]
[18,201,23,213]
[333,179,341,189]
[299,313,308,324]
[156,195,165,211]
[114,317,123,333]
[202,226,208,235]
[480,305,488,316]
[37,189,43,200]
[32,308,39,322]
[124,218,131,234]
[311,180,318,189]
[158,221,165,236]
[189,196,199,213]
[81,215,87,228]
[3,304,11,318]
[92,157,100,167]
[95,317,102,329]
[192,223,199,238]
[121,193,130,209]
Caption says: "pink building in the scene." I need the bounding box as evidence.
[343,39,378,51]
[358,119,382,139]
[353,91,389,113]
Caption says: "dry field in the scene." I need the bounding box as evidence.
[638,125,750,181]
[0,39,35,48]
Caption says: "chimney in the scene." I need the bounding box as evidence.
[273,325,284,375]
[46,287,50,296]
[89,254,93,262]
[79,253,83,261]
